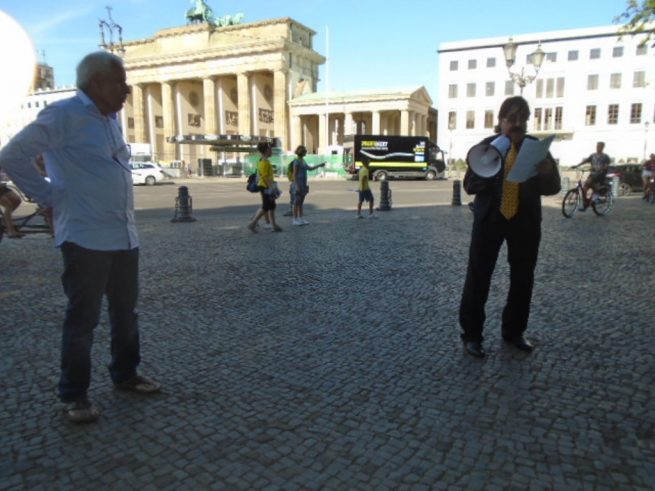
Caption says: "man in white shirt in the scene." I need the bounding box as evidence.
[0,51,160,423]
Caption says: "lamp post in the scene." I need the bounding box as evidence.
[448,120,456,178]
[644,121,650,161]
[98,6,125,55]
[503,37,546,95]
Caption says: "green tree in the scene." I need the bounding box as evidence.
[614,0,655,46]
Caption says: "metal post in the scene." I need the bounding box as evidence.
[561,176,570,196]
[171,186,197,222]
[378,180,392,211]
[451,180,462,206]
[611,176,619,198]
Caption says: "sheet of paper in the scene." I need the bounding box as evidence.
[507,134,555,183]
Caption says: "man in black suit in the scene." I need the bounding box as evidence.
[459,96,561,358]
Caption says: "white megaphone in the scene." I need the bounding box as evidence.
[466,135,510,178]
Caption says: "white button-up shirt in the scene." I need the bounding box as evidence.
[0,91,138,251]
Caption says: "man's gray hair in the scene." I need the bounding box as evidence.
[76,51,123,89]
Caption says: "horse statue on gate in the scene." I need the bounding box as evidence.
[186,0,216,25]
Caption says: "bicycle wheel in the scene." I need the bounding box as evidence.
[592,186,614,216]
[562,189,579,218]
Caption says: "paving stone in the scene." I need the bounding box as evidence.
[0,185,653,489]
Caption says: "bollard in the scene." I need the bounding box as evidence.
[561,176,570,196]
[611,176,619,198]
[451,180,462,206]
[378,180,392,211]
[171,186,197,223]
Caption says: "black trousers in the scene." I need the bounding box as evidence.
[58,242,140,402]
[459,212,541,343]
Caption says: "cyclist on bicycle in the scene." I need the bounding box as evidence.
[641,153,655,200]
[575,141,610,203]
[0,181,23,238]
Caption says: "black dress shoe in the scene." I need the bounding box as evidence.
[503,336,534,352]
[464,340,485,358]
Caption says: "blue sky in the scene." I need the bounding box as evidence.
[1,0,627,102]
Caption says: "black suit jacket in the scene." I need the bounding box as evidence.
[464,134,561,224]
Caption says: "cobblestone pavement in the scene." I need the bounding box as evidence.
[1,187,654,490]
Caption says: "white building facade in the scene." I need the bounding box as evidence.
[0,86,76,148]
[438,25,654,167]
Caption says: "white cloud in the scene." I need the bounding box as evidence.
[30,7,96,36]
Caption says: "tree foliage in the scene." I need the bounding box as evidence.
[614,0,655,45]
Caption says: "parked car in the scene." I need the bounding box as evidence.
[129,162,172,185]
[606,164,643,196]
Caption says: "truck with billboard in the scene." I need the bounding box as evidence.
[342,135,446,181]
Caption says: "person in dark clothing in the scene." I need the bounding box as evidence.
[459,96,561,359]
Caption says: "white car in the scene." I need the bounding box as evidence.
[129,162,171,185]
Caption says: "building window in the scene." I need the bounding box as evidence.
[155,116,163,129]
[534,108,543,131]
[612,46,624,58]
[35,101,40,108]
[450,60,458,71]
[485,82,495,97]
[546,78,554,98]
[587,74,599,90]
[586,105,596,126]
[608,104,619,124]
[466,83,476,97]
[544,108,553,129]
[468,59,477,69]
[484,110,494,128]
[610,73,622,89]
[486,57,496,68]
[546,52,557,62]
[568,50,579,61]
[505,80,514,96]
[448,84,458,98]
[466,110,475,129]
[27,102,31,108]
[630,103,642,123]
[536,79,544,98]
[636,45,647,56]
[555,107,563,130]
[448,111,457,130]
[633,71,646,88]
[556,77,565,98]
[590,48,601,59]
[128,117,135,129]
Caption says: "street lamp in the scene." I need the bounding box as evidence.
[98,6,125,55]
[644,121,650,160]
[503,37,546,95]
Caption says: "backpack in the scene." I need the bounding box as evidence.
[287,159,297,181]
[246,172,259,192]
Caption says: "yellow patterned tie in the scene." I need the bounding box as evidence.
[500,144,519,220]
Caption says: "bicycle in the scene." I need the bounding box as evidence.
[561,172,614,218]
[0,183,53,243]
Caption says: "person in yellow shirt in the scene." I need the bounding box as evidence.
[356,157,377,219]
[248,141,282,232]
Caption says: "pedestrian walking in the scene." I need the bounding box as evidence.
[356,156,377,219]
[248,141,282,232]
